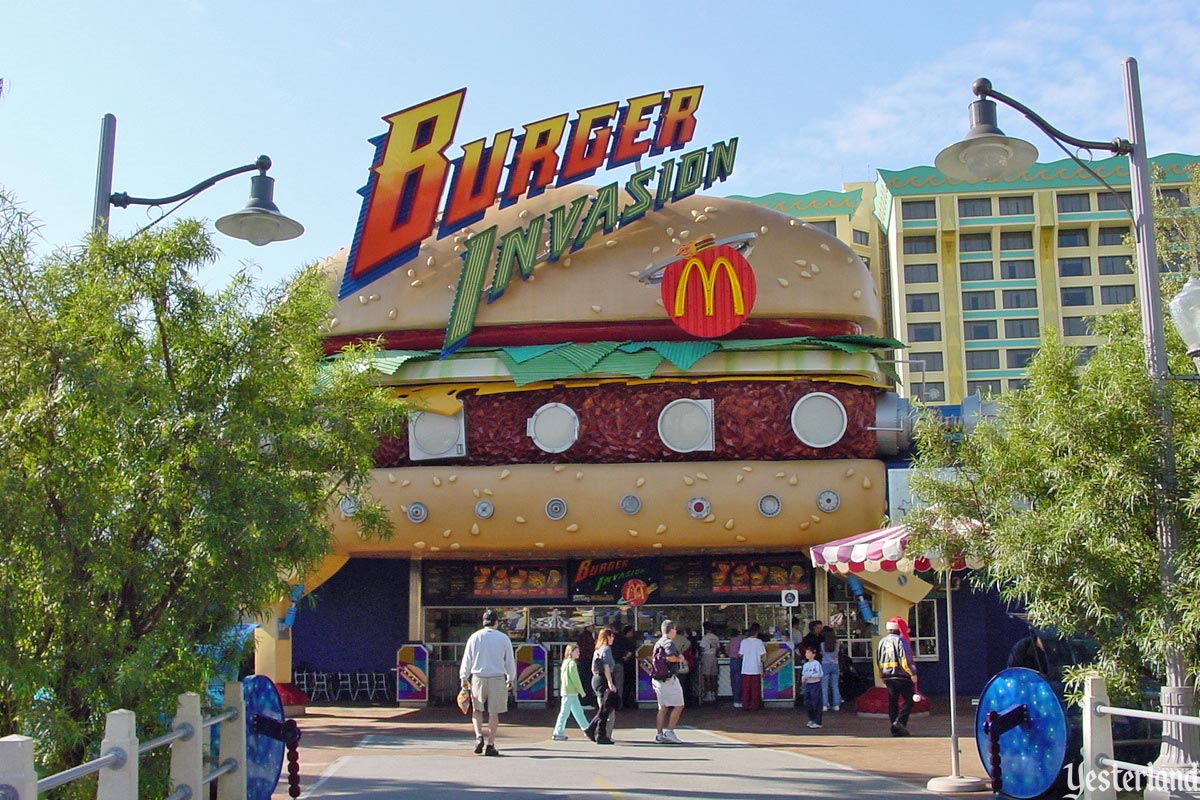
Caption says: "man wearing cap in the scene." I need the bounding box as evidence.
[876,616,919,736]
[460,609,518,756]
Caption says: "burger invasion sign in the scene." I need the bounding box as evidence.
[342,86,739,356]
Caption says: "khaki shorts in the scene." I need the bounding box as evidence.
[652,675,684,708]
[470,675,510,714]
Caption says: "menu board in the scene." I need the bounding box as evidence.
[660,556,813,601]
[422,561,568,603]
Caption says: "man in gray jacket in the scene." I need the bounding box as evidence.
[460,609,517,755]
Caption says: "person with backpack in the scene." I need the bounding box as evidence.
[876,616,919,736]
[651,619,687,743]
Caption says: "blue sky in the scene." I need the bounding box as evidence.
[2,1,1199,289]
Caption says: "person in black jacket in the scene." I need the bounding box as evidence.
[1006,633,1049,675]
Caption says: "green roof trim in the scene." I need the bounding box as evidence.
[617,340,719,370]
[501,344,563,364]
[878,153,1200,197]
[728,188,865,219]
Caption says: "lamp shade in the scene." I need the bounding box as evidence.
[1169,276,1200,358]
[935,98,1038,182]
[215,173,304,246]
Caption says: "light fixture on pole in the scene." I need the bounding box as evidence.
[92,113,304,245]
[938,57,1200,793]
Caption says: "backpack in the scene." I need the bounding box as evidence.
[651,642,675,680]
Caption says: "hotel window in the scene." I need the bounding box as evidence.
[962,290,996,311]
[904,263,938,283]
[960,232,991,252]
[1098,190,1132,211]
[1158,188,1189,207]
[1063,317,1093,337]
[1003,289,1038,309]
[1099,255,1132,275]
[1058,228,1089,247]
[1008,378,1028,391]
[999,230,1033,250]
[810,219,838,235]
[904,235,937,254]
[964,320,997,340]
[1098,226,1129,246]
[1000,259,1035,279]
[1057,193,1091,213]
[902,200,936,220]
[913,382,946,403]
[910,351,944,372]
[1007,348,1038,369]
[967,379,1002,397]
[906,293,941,313]
[1061,286,1094,306]
[1058,257,1092,277]
[960,261,994,281]
[1101,285,1136,305]
[965,350,1000,370]
[999,195,1034,215]
[853,229,870,245]
[1005,318,1040,338]
[908,322,942,342]
[958,197,992,217]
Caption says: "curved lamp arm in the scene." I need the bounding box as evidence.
[110,156,272,209]
[971,78,1131,156]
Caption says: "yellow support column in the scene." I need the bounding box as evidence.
[253,600,293,682]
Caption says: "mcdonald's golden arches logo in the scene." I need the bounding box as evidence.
[659,244,757,337]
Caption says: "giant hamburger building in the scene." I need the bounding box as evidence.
[261,86,943,701]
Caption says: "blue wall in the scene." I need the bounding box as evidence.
[292,557,411,672]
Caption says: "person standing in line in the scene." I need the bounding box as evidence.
[738,622,767,710]
[877,616,919,736]
[621,626,640,707]
[583,627,619,744]
[820,627,842,711]
[651,619,687,743]
[699,622,720,703]
[610,623,631,710]
[459,609,517,756]
[727,627,744,708]
[577,623,596,709]
[801,620,824,658]
[551,643,590,741]
[801,646,824,728]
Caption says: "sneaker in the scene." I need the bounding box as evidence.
[732,702,743,708]
[551,734,568,741]
[832,705,841,712]
[473,736,485,754]
[596,737,615,745]
[654,733,670,743]
[823,705,829,711]
[891,723,910,737]
[484,744,500,756]
[584,726,597,742]
[811,723,823,729]
[664,730,683,744]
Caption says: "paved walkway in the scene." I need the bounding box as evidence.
[274,699,993,800]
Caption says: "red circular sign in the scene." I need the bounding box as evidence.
[621,578,650,607]
[659,244,757,337]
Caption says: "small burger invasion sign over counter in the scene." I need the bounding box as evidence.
[342,86,738,355]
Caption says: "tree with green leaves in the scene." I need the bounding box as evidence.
[905,167,1200,700]
[0,192,405,788]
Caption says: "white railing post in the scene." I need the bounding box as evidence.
[1082,675,1118,800]
[169,693,203,800]
[97,709,139,800]
[217,682,247,800]
[0,735,37,800]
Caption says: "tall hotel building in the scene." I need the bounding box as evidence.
[736,153,1198,405]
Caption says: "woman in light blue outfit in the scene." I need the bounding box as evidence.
[552,643,590,740]
[820,628,842,711]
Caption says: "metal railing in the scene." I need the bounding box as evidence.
[0,683,248,800]
[1081,675,1200,799]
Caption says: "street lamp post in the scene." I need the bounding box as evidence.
[937,57,1200,796]
[91,113,304,245]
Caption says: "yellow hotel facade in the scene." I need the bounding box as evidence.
[735,153,1199,406]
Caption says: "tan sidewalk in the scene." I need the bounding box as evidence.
[274,697,992,799]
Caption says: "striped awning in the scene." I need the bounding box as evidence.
[809,523,984,574]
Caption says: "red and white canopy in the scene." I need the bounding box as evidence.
[809,522,983,574]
